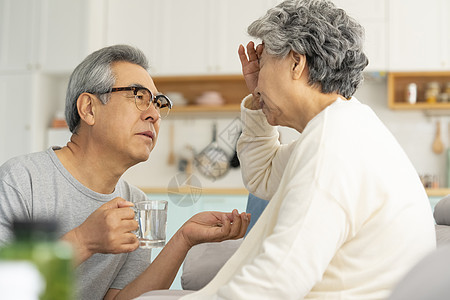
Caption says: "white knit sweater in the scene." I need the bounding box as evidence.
[182,95,435,300]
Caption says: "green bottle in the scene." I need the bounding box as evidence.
[0,220,74,300]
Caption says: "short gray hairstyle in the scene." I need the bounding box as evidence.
[248,0,368,98]
[65,44,149,133]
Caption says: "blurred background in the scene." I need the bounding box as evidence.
[1,0,449,289]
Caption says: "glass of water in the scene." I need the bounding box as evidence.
[134,200,168,249]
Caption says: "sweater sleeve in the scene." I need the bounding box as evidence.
[237,95,298,200]
[215,164,350,299]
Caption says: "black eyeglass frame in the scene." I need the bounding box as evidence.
[107,86,173,115]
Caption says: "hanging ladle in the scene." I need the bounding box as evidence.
[432,120,444,154]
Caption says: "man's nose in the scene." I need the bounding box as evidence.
[143,104,160,122]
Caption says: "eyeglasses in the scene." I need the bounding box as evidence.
[107,86,173,118]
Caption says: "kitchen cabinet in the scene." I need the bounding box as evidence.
[106,0,213,75]
[0,0,104,74]
[106,0,276,75]
[39,0,105,73]
[0,0,105,164]
[0,74,34,164]
[38,0,90,73]
[388,0,450,71]
[106,0,391,74]
[333,0,387,71]
[208,0,277,74]
[0,0,41,72]
[388,71,450,110]
[0,73,68,165]
[106,0,177,75]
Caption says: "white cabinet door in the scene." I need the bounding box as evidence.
[333,0,387,71]
[1,0,97,74]
[107,0,210,76]
[38,0,90,73]
[107,0,282,75]
[441,0,450,69]
[0,74,33,165]
[155,0,210,75]
[0,0,41,72]
[389,0,446,71]
[106,0,165,75]
[212,1,275,74]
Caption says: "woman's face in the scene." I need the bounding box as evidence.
[254,49,294,127]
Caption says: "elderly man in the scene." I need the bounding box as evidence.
[0,44,249,300]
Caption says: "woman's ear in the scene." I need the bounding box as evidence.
[77,93,96,126]
[291,51,306,80]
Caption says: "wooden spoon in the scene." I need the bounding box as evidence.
[432,121,444,154]
[167,123,176,165]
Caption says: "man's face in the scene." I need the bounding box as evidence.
[92,61,161,165]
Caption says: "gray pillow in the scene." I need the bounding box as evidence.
[181,239,243,291]
[433,194,450,225]
[388,243,450,300]
[435,225,450,247]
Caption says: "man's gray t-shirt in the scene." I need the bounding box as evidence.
[0,147,151,299]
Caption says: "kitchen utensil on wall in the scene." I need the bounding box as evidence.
[195,123,230,180]
[167,123,175,165]
[229,130,242,169]
[432,120,444,154]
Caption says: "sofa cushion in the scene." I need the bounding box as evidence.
[435,224,450,247]
[433,194,450,225]
[388,243,450,300]
[181,239,243,291]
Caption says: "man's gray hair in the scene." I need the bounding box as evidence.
[248,0,368,98]
[65,44,149,133]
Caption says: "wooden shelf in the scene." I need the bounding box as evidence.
[153,75,249,113]
[388,71,450,110]
[140,187,249,195]
[425,188,450,197]
[388,103,450,110]
[142,187,447,197]
[170,104,241,114]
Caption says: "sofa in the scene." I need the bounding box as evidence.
[181,193,267,290]
[388,194,450,299]
[180,194,450,298]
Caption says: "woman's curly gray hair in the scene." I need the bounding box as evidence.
[248,0,368,98]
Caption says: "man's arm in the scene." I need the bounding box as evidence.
[105,209,250,300]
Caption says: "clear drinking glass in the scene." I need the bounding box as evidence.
[134,200,168,249]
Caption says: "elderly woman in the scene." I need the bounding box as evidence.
[182,0,436,299]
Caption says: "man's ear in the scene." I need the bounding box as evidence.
[291,51,306,80]
[77,93,96,126]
